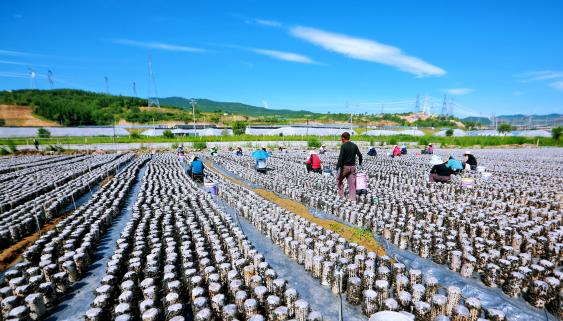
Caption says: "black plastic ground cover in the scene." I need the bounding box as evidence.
[45,163,149,321]
[212,163,554,321]
[212,196,367,321]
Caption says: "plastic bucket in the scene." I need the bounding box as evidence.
[204,182,218,196]
[368,311,414,321]
[461,178,475,188]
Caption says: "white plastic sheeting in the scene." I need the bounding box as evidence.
[512,130,552,137]
[363,130,401,136]
[398,129,425,136]
[246,126,356,136]
[0,127,130,138]
[141,128,233,136]
[435,129,467,137]
[467,130,510,136]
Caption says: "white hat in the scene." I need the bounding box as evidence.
[309,150,318,155]
[430,155,443,165]
[464,150,472,155]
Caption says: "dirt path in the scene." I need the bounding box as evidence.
[207,162,387,256]
[0,211,73,272]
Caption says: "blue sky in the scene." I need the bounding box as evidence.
[1,0,562,117]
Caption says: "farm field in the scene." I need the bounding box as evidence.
[0,147,561,321]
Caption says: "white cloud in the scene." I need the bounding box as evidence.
[550,81,563,91]
[446,88,474,95]
[289,26,445,77]
[255,19,281,27]
[252,48,316,64]
[518,70,563,81]
[112,39,205,52]
[0,49,35,57]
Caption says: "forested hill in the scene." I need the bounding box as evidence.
[0,89,315,126]
[159,97,315,117]
[0,89,147,126]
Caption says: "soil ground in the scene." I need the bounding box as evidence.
[0,105,60,127]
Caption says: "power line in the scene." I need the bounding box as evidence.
[47,70,54,89]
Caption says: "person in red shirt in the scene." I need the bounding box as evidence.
[392,145,402,157]
[306,150,322,173]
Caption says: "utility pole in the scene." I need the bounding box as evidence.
[191,98,197,137]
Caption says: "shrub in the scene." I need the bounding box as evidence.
[0,119,5,127]
[498,123,513,134]
[193,141,207,150]
[388,137,398,145]
[130,132,141,139]
[171,143,179,150]
[162,130,174,138]
[0,147,10,155]
[445,128,454,137]
[37,127,51,138]
[232,121,247,135]
[307,137,321,148]
[552,127,562,141]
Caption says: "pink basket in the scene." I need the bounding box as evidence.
[356,172,369,190]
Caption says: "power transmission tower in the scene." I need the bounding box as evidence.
[147,56,160,108]
[441,95,448,115]
[104,76,109,94]
[415,94,420,113]
[133,81,137,97]
[29,68,37,89]
[47,70,54,89]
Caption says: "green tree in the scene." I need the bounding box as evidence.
[0,118,5,127]
[552,126,562,141]
[162,130,174,138]
[445,128,454,137]
[232,121,247,135]
[37,127,51,138]
[498,123,513,134]
[307,137,321,148]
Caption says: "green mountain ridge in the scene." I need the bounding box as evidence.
[159,96,316,117]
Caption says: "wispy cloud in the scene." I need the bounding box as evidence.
[245,18,282,27]
[0,49,36,57]
[251,48,316,64]
[112,39,206,52]
[550,81,563,91]
[446,88,473,95]
[289,26,445,77]
[518,70,563,82]
[0,59,50,67]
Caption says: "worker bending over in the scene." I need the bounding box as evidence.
[306,150,322,173]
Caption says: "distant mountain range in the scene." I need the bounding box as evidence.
[462,113,562,126]
[159,97,317,117]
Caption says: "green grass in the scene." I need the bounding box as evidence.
[0,134,561,147]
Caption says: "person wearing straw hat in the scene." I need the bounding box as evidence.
[306,150,322,173]
[463,150,478,170]
[429,156,453,183]
[319,144,327,154]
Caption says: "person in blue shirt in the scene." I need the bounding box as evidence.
[446,156,463,173]
[367,146,377,156]
[189,156,205,183]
